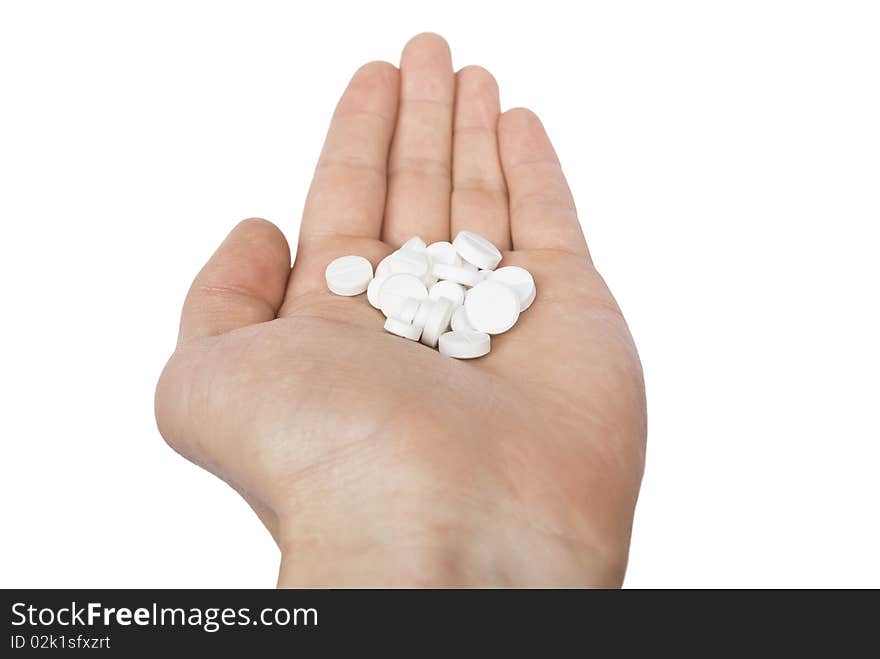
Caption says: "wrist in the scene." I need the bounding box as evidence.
[274,485,626,588]
[268,427,628,588]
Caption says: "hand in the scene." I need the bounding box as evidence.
[155,33,646,587]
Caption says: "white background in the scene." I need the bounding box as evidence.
[1,1,878,588]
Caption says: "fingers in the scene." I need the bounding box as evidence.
[450,66,510,249]
[498,108,590,257]
[178,219,291,344]
[299,61,400,243]
[382,33,455,246]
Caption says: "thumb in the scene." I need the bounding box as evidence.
[177,218,291,344]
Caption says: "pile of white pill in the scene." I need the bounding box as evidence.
[324,230,535,359]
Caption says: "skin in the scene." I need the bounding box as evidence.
[155,34,646,587]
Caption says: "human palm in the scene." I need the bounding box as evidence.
[156,34,645,586]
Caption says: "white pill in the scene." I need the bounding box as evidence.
[428,280,466,307]
[384,316,422,341]
[425,241,461,266]
[432,262,479,287]
[375,253,395,278]
[420,298,454,348]
[521,285,536,310]
[388,249,432,280]
[412,298,435,329]
[464,280,520,335]
[367,272,390,308]
[450,305,474,332]
[379,273,428,319]
[392,297,420,324]
[401,236,427,252]
[452,230,502,270]
[439,330,491,359]
[325,255,373,296]
[489,266,536,311]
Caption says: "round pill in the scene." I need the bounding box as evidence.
[375,253,395,278]
[450,305,474,332]
[393,297,420,324]
[464,280,520,334]
[420,298,454,348]
[431,262,479,287]
[425,241,461,266]
[384,316,422,341]
[388,249,431,280]
[452,230,502,270]
[379,273,428,319]
[325,255,373,296]
[521,284,536,310]
[428,280,466,307]
[401,236,427,252]
[439,330,491,359]
[489,266,536,311]
[367,272,390,309]
[412,298,435,329]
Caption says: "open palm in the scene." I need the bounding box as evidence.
[156,34,645,586]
